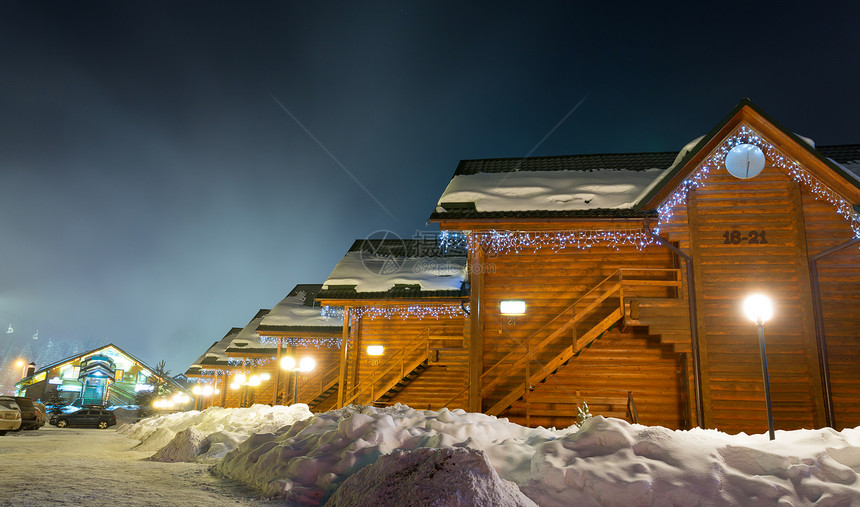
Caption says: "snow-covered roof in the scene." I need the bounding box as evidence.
[431,140,860,219]
[436,169,662,213]
[188,328,242,369]
[319,239,467,299]
[256,284,343,334]
[223,309,270,352]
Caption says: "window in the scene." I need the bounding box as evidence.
[114,370,124,381]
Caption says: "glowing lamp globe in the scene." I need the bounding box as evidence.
[234,373,246,384]
[192,386,202,395]
[299,357,316,373]
[743,294,774,325]
[280,356,296,370]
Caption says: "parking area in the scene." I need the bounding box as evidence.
[0,425,274,505]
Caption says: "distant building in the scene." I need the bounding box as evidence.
[14,343,185,406]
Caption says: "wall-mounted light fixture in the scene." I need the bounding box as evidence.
[367,345,384,356]
[500,300,526,315]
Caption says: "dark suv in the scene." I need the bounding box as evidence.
[11,397,39,430]
[50,407,116,429]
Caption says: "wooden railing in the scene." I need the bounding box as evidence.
[296,361,341,405]
[483,268,681,416]
[341,328,431,407]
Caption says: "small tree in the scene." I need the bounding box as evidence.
[44,388,64,414]
[151,360,174,397]
[576,401,592,428]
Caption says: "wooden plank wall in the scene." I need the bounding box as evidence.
[505,327,684,429]
[666,165,824,434]
[474,232,681,423]
[802,193,860,429]
[343,311,469,410]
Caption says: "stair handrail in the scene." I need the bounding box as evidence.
[297,361,341,402]
[342,327,431,406]
[480,268,681,389]
[480,269,624,394]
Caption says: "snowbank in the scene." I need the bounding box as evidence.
[324,447,537,507]
[212,404,860,506]
[117,404,313,462]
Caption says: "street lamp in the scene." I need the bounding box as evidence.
[280,356,316,405]
[192,384,221,410]
[229,372,271,407]
[744,294,775,440]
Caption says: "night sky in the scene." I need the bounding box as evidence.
[1,2,858,377]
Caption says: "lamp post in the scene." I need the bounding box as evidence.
[229,372,270,407]
[192,384,221,410]
[280,356,316,405]
[744,294,775,440]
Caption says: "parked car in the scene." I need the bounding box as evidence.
[11,396,39,430]
[0,397,22,435]
[49,407,116,429]
[33,402,47,428]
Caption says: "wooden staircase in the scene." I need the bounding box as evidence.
[298,362,340,411]
[307,380,339,411]
[624,297,692,353]
[482,268,686,417]
[341,328,433,407]
[375,362,429,406]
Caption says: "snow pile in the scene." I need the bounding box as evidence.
[149,427,207,462]
[117,404,313,461]
[323,252,466,292]
[435,169,662,213]
[213,404,860,506]
[324,447,537,507]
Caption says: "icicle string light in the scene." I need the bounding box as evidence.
[353,304,468,321]
[257,335,342,349]
[657,124,860,237]
[471,228,656,254]
[441,228,655,254]
[226,357,276,366]
[320,306,345,319]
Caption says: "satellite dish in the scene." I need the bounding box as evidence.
[725,143,766,179]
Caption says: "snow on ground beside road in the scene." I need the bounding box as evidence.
[208,404,860,506]
[116,403,313,461]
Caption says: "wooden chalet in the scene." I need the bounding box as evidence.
[184,327,244,408]
[429,99,860,433]
[242,284,343,411]
[316,239,470,411]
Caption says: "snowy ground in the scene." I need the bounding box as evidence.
[4,404,860,506]
[0,425,278,506]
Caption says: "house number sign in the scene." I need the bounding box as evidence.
[722,230,768,245]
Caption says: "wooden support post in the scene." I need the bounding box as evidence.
[337,307,350,408]
[788,182,826,427]
[468,235,485,413]
[220,370,228,407]
[273,338,282,405]
[687,191,712,428]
